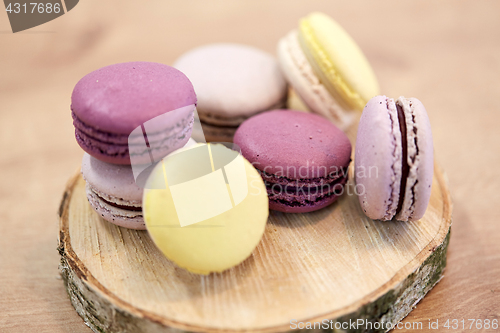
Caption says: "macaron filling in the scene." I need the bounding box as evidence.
[85,183,144,228]
[258,164,349,208]
[98,196,143,212]
[87,185,142,212]
[277,30,357,129]
[267,177,347,207]
[73,109,194,164]
[396,102,409,216]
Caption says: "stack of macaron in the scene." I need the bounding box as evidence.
[71,12,435,223]
[70,11,436,275]
[72,62,197,229]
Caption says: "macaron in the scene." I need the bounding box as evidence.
[234,110,352,213]
[81,152,145,229]
[72,62,196,165]
[143,143,269,274]
[81,138,197,230]
[355,96,434,221]
[277,12,379,130]
[174,44,287,142]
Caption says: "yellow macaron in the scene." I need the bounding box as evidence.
[278,12,380,129]
[143,143,268,275]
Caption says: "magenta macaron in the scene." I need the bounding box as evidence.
[355,95,434,221]
[71,62,196,165]
[234,110,352,213]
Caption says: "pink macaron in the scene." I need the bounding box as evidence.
[355,96,434,221]
[71,62,196,165]
[174,44,287,142]
[234,110,352,213]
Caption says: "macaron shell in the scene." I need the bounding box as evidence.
[82,139,198,230]
[395,97,434,221]
[174,44,287,124]
[75,104,195,165]
[85,183,145,230]
[234,110,352,179]
[298,12,379,110]
[355,96,402,220]
[81,153,143,203]
[235,109,351,213]
[71,62,197,134]
[143,143,269,274]
[277,31,356,130]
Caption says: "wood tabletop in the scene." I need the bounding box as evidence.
[1,1,498,332]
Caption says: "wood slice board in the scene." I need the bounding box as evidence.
[58,164,452,333]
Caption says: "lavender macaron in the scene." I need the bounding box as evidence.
[81,153,145,229]
[72,62,196,165]
[355,96,434,221]
[81,138,197,229]
[234,110,352,213]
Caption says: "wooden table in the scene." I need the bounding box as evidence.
[1,1,498,332]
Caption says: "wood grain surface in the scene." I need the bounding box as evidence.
[58,165,450,332]
[0,1,499,332]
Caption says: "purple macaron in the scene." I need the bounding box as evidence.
[71,62,196,165]
[234,110,352,213]
[355,96,434,221]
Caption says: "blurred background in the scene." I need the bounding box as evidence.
[1,1,499,332]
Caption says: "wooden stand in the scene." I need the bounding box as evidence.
[58,164,451,333]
